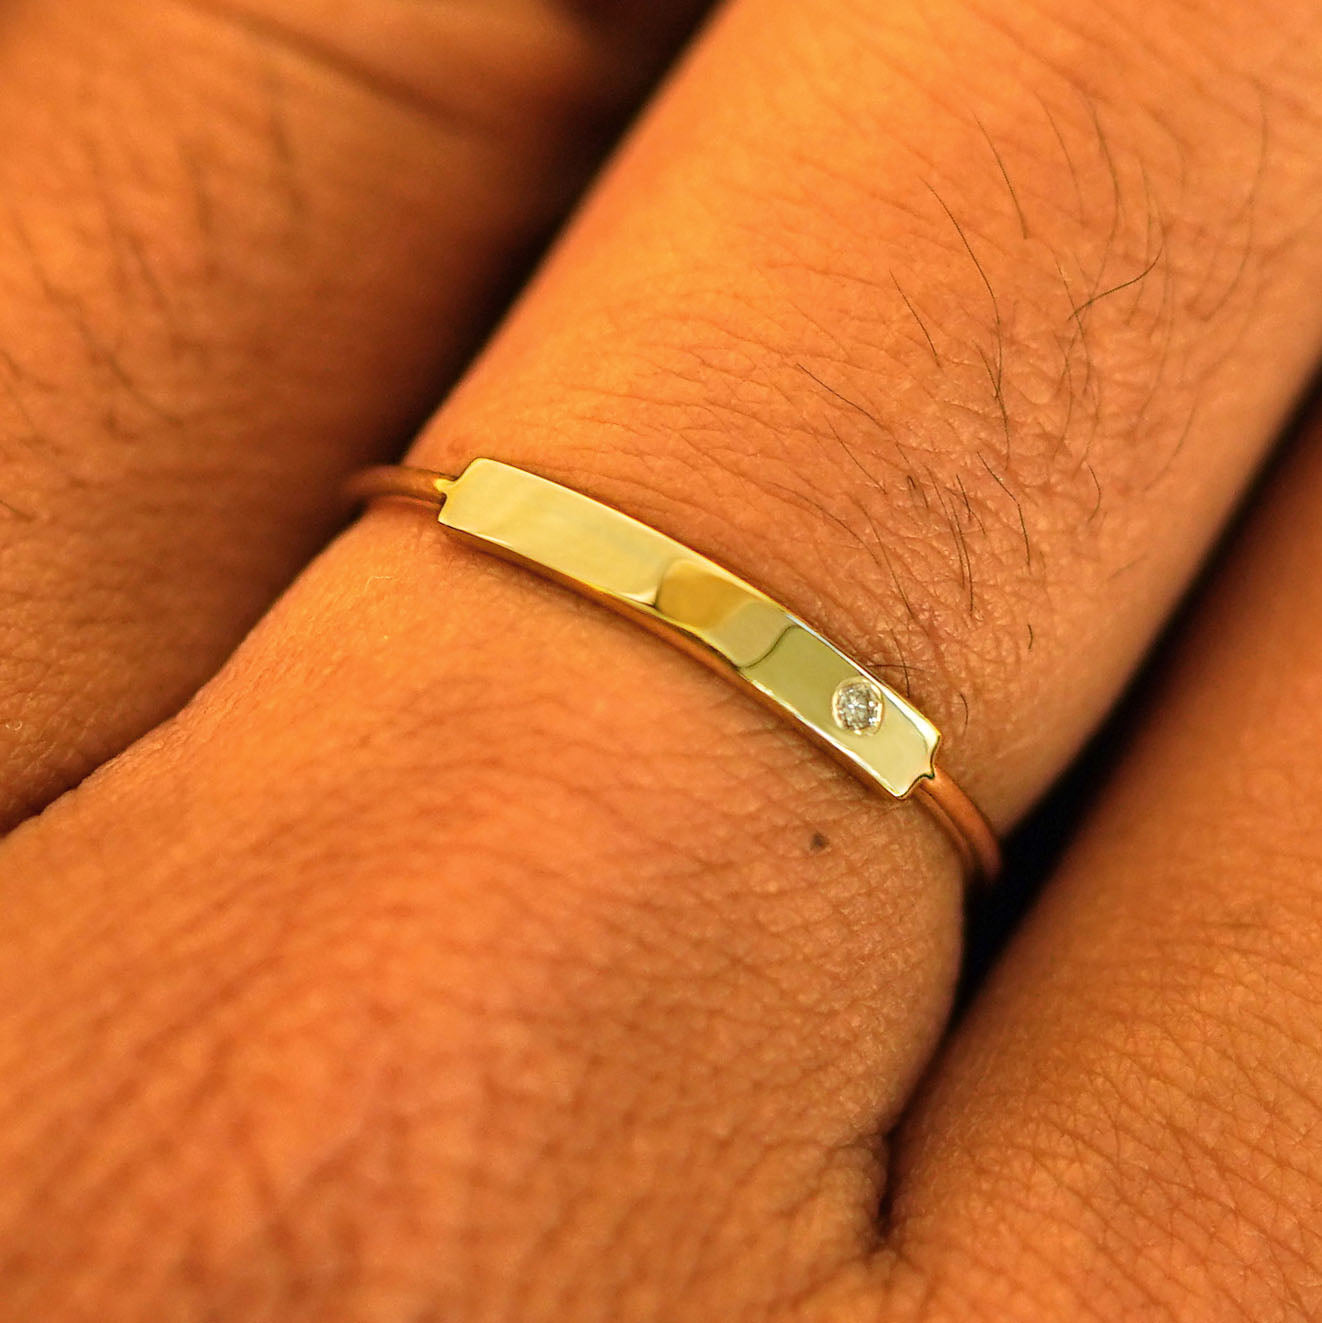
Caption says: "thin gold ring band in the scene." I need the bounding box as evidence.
[349,459,1001,883]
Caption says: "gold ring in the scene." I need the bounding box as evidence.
[349,458,1000,882]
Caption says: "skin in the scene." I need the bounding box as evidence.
[0,0,706,826]
[2,0,1322,1318]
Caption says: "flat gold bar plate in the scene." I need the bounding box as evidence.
[437,458,939,798]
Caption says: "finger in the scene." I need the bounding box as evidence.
[4,0,1322,1317]
[425,0,1322,813]
[874,413,1322,1320]
[0,0,706,827]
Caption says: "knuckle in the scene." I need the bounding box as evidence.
[185,0,615,130]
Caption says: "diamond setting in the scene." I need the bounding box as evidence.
[832,677,884,735]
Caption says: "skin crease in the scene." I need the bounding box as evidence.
[2,0,1322,1320]
[0,0,707,828]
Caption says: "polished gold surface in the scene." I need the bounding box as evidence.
[349,459,1000,881]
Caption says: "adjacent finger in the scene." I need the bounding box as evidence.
[878,416,1322,1320]
[3,0,1322,1317]
[0,0,705,827]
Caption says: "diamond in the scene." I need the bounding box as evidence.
[832,677,884,734]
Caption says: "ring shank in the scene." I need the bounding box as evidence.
[345,465,451,508]
[913,767,1000,882]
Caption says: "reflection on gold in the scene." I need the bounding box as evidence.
[439,459,939,799]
